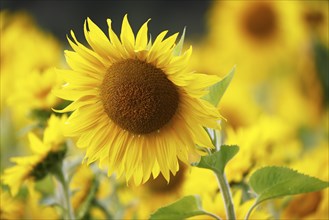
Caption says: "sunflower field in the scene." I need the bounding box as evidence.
[1,1,328,220]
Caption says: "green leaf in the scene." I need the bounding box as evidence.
[203,66,235,107]
[35,175,55,196]
[195,145,239,175]
[313,40,329,105]
[173,27,186,56]
[150,195,216,220]
[249,166,329,205]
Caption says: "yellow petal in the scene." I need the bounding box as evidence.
[107,19,129,59]
[64,50,105,79]
[135,19,150,51]
[67,31,107,68]
[147,30,168,63]
[120,14,135,55]
[56,69,100,86]
[155,137,170,182]
[85,17,114,59]
[28,133,49,154]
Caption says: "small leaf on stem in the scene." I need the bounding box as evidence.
[173,27,186,56]
[195,145,239,174]
[203,66,236,107]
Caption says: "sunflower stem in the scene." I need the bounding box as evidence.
[203,210,222,220]
[244,201,257,220]
[207,127,235,220]
[214,171,236,220]
[53,164,75,220]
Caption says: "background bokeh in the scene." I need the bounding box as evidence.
[1,1,328,219]
[1,0,211,41]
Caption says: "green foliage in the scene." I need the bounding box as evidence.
[245,166,329,219]
[249,166,329,204]
[35,175,55,196]
[203,66,235,107]
[150,195,217,220]
[313,40,329,105]
[29,108,53,127]
[173,27,186,56]
[195,145,239,175]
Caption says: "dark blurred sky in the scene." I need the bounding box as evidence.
[1,0,212,43]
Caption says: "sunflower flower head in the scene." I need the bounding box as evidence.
[1,114,67,195]
[7,68,62,114]
[56,14,222,185]
[1,11,61,112]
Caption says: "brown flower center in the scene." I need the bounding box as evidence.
[241,2,277,41]
[100,59,179,134]
[285,191,322,218]
[304,10,324,28]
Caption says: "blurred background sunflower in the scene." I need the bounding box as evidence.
[1,0,328,219]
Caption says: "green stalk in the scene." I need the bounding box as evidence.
[215,171,236,220]
[203,210,222,220]
[53,165,75,220]
[244,201,257,220]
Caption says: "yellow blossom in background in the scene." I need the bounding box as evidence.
[299,1,329,46]
[224,115,302,183]
[7,68,62,115]
[180,166,218,198]
[265,76,323,128]
[0,189,23,219]
[190,1,327,133]
[1,114,67,195]
[0,11,62,111]
[1,133,53,195]
[206,0,306,82]
[0,11,63,162]
[218,80,262,129]
[43,113,67,147]
[23,185,59,220]
[56,14,222,185]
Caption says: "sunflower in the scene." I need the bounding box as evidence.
[56,15,222,184]
[299,0,329,45]
[224,115,302,184]
[1,114,67,195]
[23,185,59,220]
[0,11,61,112]
[206,1,306,82]
[7,68,62,115]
